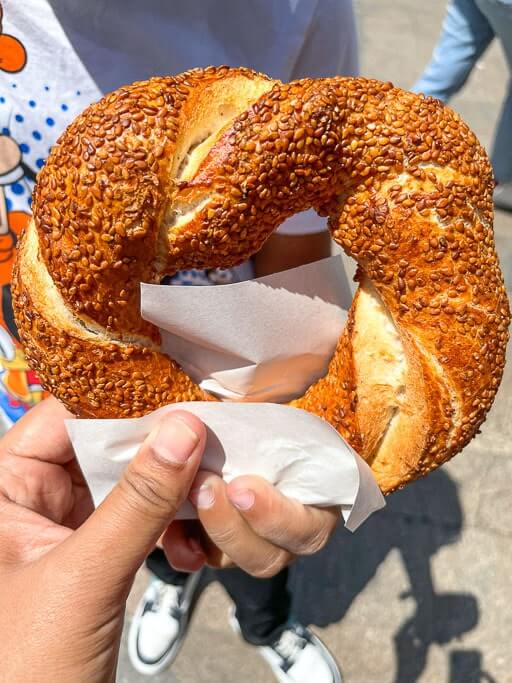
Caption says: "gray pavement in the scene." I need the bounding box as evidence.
[118,2,512,681]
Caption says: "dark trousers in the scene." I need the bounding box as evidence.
[146,549,291,646]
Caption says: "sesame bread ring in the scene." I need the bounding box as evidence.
[13,67,510,493]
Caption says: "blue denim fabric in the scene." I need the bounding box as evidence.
[412,0,512,181]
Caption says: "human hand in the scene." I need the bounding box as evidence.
[0,397,206,682]
[162,228,339,575]
[165,473,340,577]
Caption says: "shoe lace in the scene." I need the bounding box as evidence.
[152,582,182,615]
[274,627,308,663]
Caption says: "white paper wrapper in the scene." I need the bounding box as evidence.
[141,256,353,403]
[67,402,384,532]
[69,256,385,532]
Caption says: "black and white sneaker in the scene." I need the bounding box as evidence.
[229,609,342,683]
[128,571,202,675]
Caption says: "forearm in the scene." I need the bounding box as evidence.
[253,231,331,277]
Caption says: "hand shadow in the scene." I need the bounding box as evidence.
[449,649,497,683]
[289,469,483,682]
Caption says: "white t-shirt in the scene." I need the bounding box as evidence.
[2,0,358,223]
[0,0,357,426]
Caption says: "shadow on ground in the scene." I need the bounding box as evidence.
[284,471,495,683]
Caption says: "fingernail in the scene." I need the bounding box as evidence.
[190,484,215,509]
[151,416,200,464]
[228,489,255,510]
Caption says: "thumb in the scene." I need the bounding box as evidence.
[64,410,206,586]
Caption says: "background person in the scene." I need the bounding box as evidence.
[412,0,512,210]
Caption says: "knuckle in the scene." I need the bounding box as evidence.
[120,467,180,515]
[294,508,338,556]
[0,495,10,516]
[264,515,289,539]
[247,551,289,579]
[299,526,330,556]
[206,524,239,548]
[251,495,293,543]
[257,519,287,545]
[250,566,279,579]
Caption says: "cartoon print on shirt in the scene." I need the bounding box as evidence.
[0,3,44,424]
[0,3,27,74]
[0,326,43,421]
[0,139,42,423]
[0,133,34,328]
[0,0,32,319]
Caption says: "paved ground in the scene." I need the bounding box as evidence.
[118,2,512,681]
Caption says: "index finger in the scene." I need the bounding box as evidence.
[0,396,74,465]
[226,475,340,556]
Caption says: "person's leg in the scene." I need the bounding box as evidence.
[412,0,494,102]
[488,77,512,183]
[220,568,342,682]
[218,566,291,645]
[475,0,512,181]
[145,547,190,585]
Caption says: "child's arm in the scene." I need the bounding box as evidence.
[253,231,331,277]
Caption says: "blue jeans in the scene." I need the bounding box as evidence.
[412,0,512,182]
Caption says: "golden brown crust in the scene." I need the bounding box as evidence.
[13,67,510,493]
[13,227,211,418]
[292,306,361,453]
[31,66,275,340]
